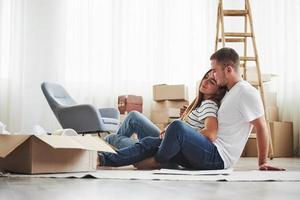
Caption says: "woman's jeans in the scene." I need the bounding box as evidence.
[101,120,224,170]
[104,111,161,149]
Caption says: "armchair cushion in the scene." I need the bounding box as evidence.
[98,108,120,119]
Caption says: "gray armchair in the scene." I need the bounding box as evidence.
[41,82,120,134]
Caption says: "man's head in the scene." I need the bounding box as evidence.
[210,47,240,87]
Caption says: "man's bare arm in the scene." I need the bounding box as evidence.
[251,116,285,170]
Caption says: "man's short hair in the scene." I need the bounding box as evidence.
[210,47,240,70]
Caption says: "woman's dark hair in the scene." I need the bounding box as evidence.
[180,69,226,121]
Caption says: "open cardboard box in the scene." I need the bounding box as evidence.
[0,134,115,174]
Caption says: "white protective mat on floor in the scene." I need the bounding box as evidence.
[154,168,233,175]
[1,169,300,181]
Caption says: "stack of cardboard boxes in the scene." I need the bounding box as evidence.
[242,67,294,157]
[151,84,189,130]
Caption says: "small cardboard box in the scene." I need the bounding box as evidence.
[153,84,188,101]
[0,135,115,174]
[245,121,293,157]
[152,100,189,111]
[118,95,143,114]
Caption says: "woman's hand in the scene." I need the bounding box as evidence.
[159,130,166,139]
[180,105,188,117]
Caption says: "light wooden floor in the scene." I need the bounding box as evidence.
[1,158,300,200]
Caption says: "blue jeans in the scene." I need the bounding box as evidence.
[100,120,224,170]
[105,111,160,149]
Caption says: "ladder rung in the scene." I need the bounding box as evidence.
[240,56,256,61]
[218,38,245,42]
[249,81,260,86]
[224,32,252,37]
[223,10,248,16]
[249,133,257,138]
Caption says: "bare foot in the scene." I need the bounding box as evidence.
[134,157,161,170]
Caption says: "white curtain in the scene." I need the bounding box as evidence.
[0,0,299,154]
[251,0,300,155]
[63,0,217,112]
[0,0,66,132]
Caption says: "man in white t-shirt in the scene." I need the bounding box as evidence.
[210,47,284,170]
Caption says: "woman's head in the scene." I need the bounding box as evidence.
[199,72,218,98]
[181,69,226,121]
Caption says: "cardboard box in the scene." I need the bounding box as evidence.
[151,108,181,123]
[245,133,258,157]
[151,111,168,124]
[241,147,247,157]
[151,100,188,123]
[118,95,143,114]
[245,121,293,157]
[269,121,293,157]
[0,135,115,174]
[152,100,189,111]
[151,111,170,124]
[168,108,181,118]
[153,84,188,101]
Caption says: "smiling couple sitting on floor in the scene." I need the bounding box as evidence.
[98,47,284,171]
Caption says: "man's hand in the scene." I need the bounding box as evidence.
[250,117,285,171]
[159,130,165,139]
[259,163,286,171]
[180,105,188,117]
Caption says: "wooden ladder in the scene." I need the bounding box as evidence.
[214,0,274,158]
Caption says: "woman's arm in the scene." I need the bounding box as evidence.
[198,117,218,142]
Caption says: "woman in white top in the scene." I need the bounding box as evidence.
[99,70,227,170]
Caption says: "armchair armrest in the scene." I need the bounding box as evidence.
[58,104,107,133]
